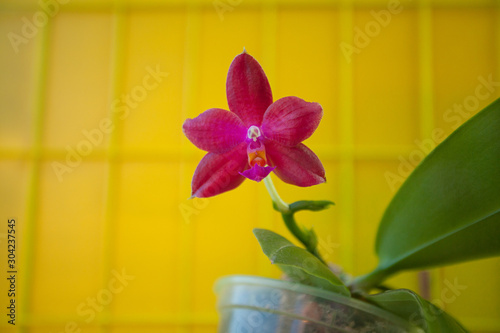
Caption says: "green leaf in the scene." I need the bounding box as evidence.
[367,289,469,333]
[358,99,500,287]
[289,200,335,213]
[253,228,350,296]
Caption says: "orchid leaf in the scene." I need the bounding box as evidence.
[253,228,350,296]
[355,98,500,289]
[271,200,334,214]
[367,289,468,333]
[289,200,334,213]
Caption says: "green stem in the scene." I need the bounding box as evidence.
[281,212,326,265]
[263,175,326,265]
[349,268,392,292]
[263,176,289,214]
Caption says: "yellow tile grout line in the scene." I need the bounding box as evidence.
[0,314,219,327]
[0,2,496,331]
[417,0,438,302]
[1,313,500,330]
[0,0,496,11]
[335,1,355,273]
[257,1,277,279]
[178,4,201,333]
[0,145,427,161]
[262,1,277,86]
[100,5,127,332]
[418,0,434,140]
[458,317,500,331]
[338,1,355,274]
[497,1,500,82]
[18,16,52,332]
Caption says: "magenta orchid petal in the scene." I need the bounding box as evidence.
[184,51,327,198]
[226,52,273,127]
[240,165,276,182]
[183,108,247,153]
[266,142,326,187]
[261,96,323,147]
[191,142,248,198]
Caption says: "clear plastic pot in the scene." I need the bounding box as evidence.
[215,275,418,333]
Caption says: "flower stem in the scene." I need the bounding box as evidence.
[281,212,327,265]
[349,268,391,293]
[263,176,290,214]
[263,175,326,265]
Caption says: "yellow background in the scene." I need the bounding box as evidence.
[1,0,499,332]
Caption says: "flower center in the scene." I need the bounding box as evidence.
[247,140,267,167]
[246,126,268,167]
[247,125,261,142]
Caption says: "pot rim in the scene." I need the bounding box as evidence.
[215,274,416,331]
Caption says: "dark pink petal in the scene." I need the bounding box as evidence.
[261,96,323,146]
[183,108,247,153]
[266,142,326,187]
[240,165,276,182]
[226,52,273,127]
[191,142,248,198]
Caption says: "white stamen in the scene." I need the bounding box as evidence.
[247,126,261,142]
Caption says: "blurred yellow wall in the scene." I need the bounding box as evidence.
[1,0,499,332]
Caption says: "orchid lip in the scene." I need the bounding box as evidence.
[247,139,268,168]
[240,165,275,182]
[247,125,261,142]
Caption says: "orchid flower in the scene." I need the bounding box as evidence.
[183,51,326,198]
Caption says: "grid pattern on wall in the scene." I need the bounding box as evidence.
[0,0,499,332]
